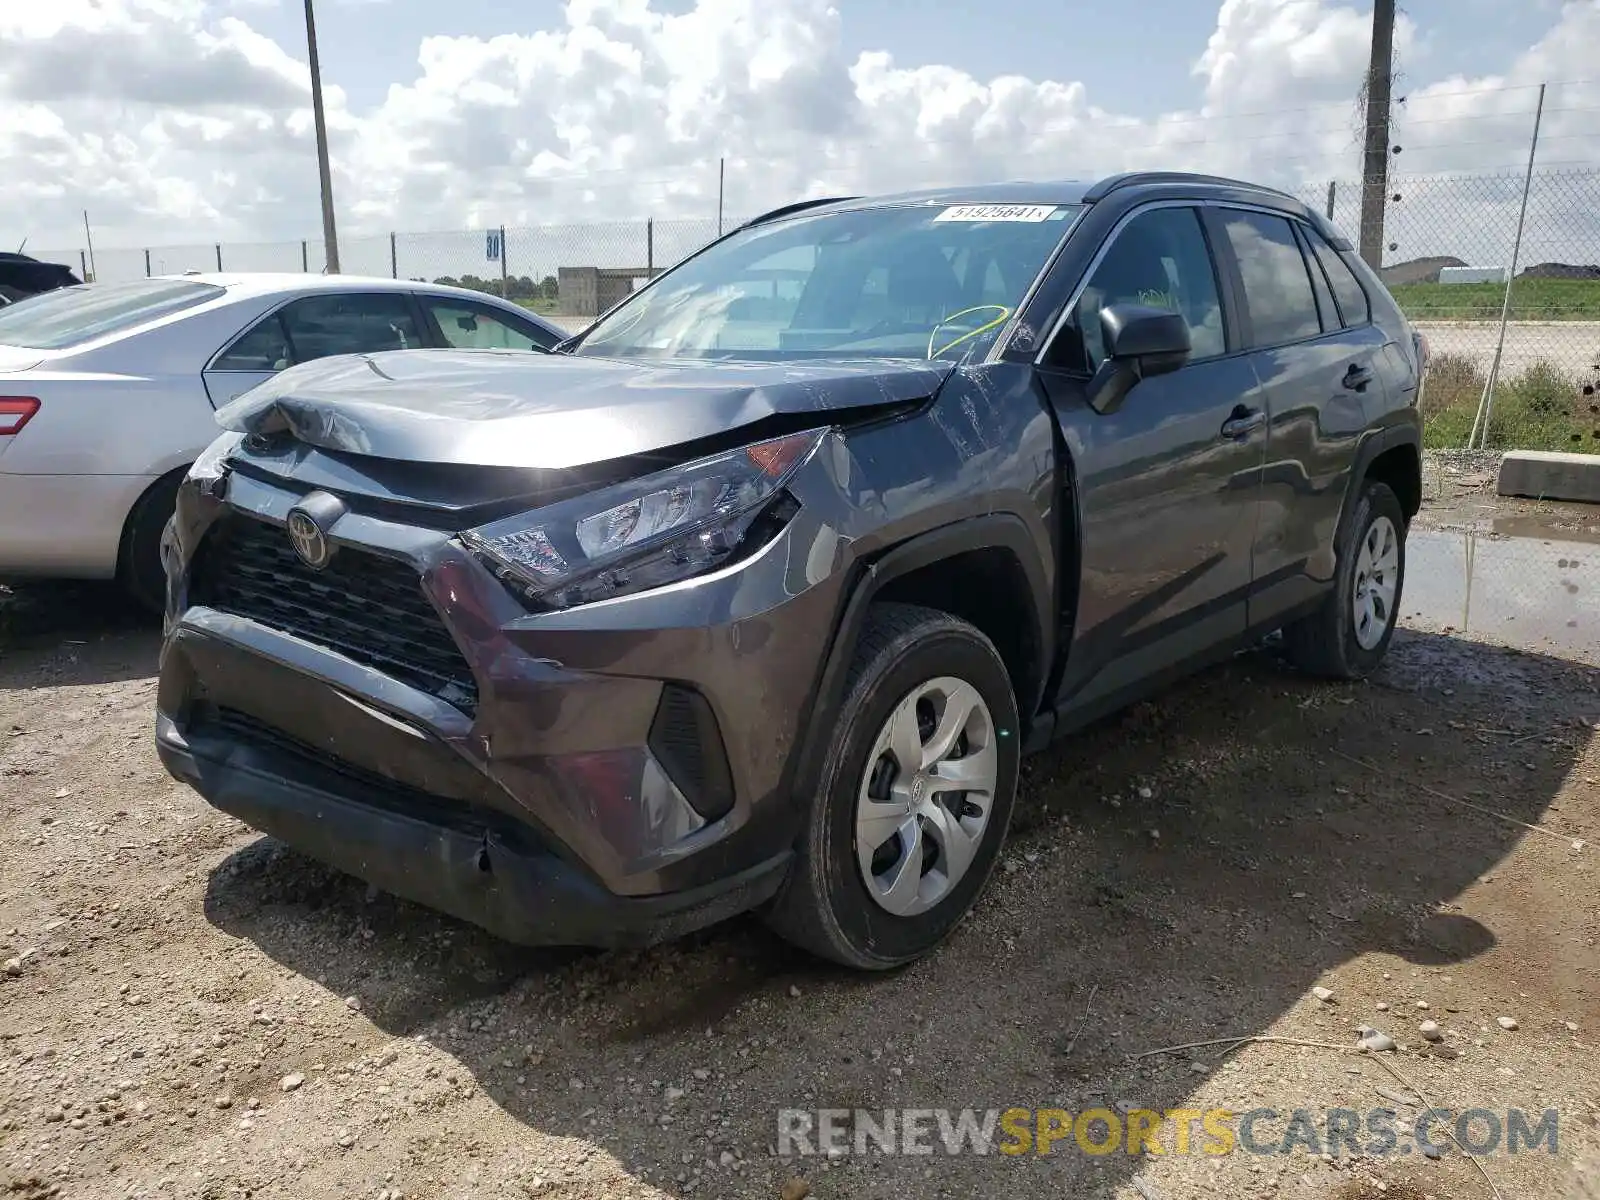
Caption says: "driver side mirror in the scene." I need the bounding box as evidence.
[1087,303,1192,415]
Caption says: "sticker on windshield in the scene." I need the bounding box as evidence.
[934,204,1058,223]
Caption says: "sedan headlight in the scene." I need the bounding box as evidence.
[462,429,823,609]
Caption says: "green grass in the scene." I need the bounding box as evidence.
[1392,277,1600,322]
[1420,351,1600,451]
[514,298,561,315]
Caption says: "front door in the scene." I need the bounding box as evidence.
[1036,204,1269,716]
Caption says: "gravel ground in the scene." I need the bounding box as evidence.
[3,475,1599,1200]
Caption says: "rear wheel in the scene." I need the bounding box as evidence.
[766,603,1020,969]
[119,472,184,617]
[1282,479,1406,679]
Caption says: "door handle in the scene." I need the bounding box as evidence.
[1220,407,1266,440]
[1343,363,1374,391]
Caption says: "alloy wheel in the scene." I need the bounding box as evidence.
[853,676,998,917]
[1352,514,1400,651]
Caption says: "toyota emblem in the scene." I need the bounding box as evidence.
[286,509,332,569]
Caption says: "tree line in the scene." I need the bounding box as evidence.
[427,274,559,301]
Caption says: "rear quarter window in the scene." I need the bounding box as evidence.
[1306,230,1372,326]
[0,279,223,349]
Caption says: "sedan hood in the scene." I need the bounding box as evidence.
[216,349,952,469]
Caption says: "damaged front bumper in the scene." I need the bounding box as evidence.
[154,436,855,947]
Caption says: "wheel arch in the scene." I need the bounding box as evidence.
[1363,435,1422,522]
[780,513,1054,819]
[1338,423,1422,555]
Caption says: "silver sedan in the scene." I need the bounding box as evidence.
[0,274,566,611]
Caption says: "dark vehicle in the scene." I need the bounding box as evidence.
[0,252,82,304]
[156,173,1423,969]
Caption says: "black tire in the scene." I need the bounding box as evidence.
[1282,479,1406,679]
[765,602,1021,969]
[119,472,184,617]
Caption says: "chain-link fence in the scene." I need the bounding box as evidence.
[1285,169,1600,455]
[29,216,729,337]
[26,168,1600,452]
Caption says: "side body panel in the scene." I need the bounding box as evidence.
[1040,359,1266,713]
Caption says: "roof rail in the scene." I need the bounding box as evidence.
[1082,172,1301,205]
[739,195,860,230]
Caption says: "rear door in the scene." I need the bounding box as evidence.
[1206,206,1392,629]
[1036,203,1270,715]
[202,291,428,406]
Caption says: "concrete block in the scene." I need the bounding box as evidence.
[1497,450,1600,503]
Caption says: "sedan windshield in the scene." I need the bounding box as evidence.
[0,278,223,350]
[572,202,1083,362]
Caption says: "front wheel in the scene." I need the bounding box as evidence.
[765,603,1021,969]
[1282,479,1406,679]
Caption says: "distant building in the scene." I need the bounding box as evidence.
[1378,255,1466,286]
[558,266,658,317]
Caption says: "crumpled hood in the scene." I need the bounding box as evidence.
[215,349,952,469]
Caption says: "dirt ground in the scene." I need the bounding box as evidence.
[3,459,1599,1200]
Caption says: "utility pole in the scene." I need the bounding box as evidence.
[304,0,341,273]
[81,211,97,281]
[1358,0,1396,270]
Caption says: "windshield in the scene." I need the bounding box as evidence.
[572,202,1083,362]
[0,278,224,349]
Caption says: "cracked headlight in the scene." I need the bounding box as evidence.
[462,429,823,609]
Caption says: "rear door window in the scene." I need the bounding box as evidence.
[1217,210,1322,348]
[1305,229,1372,327]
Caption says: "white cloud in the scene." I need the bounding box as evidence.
[4,0,1599,276]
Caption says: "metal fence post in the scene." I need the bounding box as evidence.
[500,225,509,299]
[390,232,398,279]
[1470,83,1546,450]
[144,249,151,278]
[215,244,223,271]
[301,240,309,272]
[80,250,87,279]
[1325,181,1336,221]
[647,218,654,276]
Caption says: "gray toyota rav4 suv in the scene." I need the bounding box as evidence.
[156,172,1424,969]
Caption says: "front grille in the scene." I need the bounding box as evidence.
[190,515,479,715]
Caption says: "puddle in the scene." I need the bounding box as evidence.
[1405,527,1598,658]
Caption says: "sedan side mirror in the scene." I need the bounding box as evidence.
[1087,303,1193,415]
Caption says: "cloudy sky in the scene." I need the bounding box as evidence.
[4,0,1599,267]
